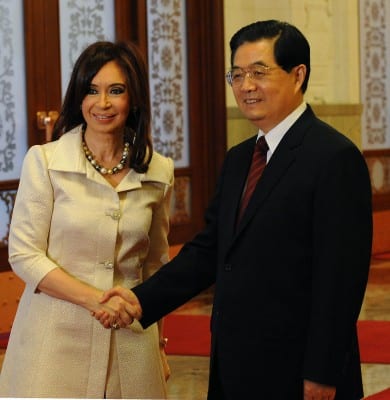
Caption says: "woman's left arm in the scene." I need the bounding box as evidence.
[143,157,174,381]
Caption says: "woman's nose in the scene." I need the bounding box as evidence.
[98,94,111,107]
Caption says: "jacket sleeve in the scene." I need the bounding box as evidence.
[132,154,229,328]
[8,145,60,290]
[142,156,174,281]
[302,144,372,385]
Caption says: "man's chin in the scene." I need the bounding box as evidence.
[245,114,267,129]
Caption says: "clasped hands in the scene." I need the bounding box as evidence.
[91,288,336,398]
[91,286,141,329]
[92,286,172,381]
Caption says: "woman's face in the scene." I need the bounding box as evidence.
[81,60,130,136]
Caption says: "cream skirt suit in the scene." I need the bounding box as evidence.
[0,126,174,398]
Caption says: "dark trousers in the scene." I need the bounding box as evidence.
[207,355,226,400]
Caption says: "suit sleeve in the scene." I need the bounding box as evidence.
[302,144,372,384]
[132,155,231,328]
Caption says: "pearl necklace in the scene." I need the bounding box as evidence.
[82,138,130,175]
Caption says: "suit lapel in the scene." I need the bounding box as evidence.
[219,136,258,245]
[233,106,315,238]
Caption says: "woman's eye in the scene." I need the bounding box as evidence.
[110,87,125,95]
[87,87,98,95]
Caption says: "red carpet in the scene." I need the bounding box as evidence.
[358,320,390,364]
[163,314,211,356]
[364,388,390,400]
[373,252,390,260]
[368,264,390,284]
[163,315,390,364]
[0,333,9,349]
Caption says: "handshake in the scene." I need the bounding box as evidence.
[91,286,142,330]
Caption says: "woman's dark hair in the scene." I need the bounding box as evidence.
[52,41,152,173]
[229,20,311,93]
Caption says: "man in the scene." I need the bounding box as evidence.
[100,20,372,399]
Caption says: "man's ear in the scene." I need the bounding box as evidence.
[294,64,307,90]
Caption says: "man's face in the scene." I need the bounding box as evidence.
[230,38,305,133]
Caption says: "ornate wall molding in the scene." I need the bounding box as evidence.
[147,0,191,224]
[147,0,189,167]
[0,190,16,248]
[360,0,389,148]
[359,0,390,208]
[0,0,27,252]
[367,154,390,194]
[59,0,115,95]
[0,3,15,175]
[0,0,27,180]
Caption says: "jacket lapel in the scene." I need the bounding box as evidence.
[46,125,171,192]
[233,106,315,238]
[220,136,258,244]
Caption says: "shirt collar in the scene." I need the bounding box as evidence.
[257,101,307,155]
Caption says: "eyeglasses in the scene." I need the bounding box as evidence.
[225,65,279,86]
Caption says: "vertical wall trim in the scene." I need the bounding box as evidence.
[360,0,389,148]
[146,0,189,167]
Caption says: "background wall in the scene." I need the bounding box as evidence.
[224,0,363,150]
[224,0,360,108]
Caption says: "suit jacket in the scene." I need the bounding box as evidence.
[134,105,372,399]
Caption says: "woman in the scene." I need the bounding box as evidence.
[0,41,173,398]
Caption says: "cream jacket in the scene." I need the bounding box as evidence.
[0,126,174,398]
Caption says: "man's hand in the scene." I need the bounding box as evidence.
[304,379,336,400]
[92,286,143,329]
[92,294,135,329]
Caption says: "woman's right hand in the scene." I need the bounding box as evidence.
[35,268,133,329]
[91,294,135,329]
[92,286,142,329]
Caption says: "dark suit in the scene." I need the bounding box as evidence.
[134,105,372,399]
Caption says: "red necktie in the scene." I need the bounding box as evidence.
[237,136,268,223]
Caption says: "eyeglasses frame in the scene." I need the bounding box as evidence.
[225,64,280,86]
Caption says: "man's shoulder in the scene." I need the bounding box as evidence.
[228,135,257,153]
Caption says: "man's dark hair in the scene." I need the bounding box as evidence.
[229,20,311,93]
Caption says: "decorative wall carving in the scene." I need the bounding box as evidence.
[360,0,389,148]
[147,0,189,167]
[170,176,191,224]
[0,3,15,175]
[0,190,16,248]
[364,149,390,207]
[367,155,390,194]
[59,0,115,96]
[359,0,390,205]
[147,0,191,222]
[0,0,27,180]
[0,1,26,250]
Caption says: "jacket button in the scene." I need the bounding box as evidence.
[111,210,121,220]
[224,264,232,271]
[106,210,121,220]
[102,261,114,269]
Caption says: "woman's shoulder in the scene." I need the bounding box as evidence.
[24,125,82,167]
[28,126,81,152]
[150,150,173,168]
[146,150,174,184]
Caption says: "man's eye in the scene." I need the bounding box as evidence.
[252,69,266,77]
[232,71,243,80]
